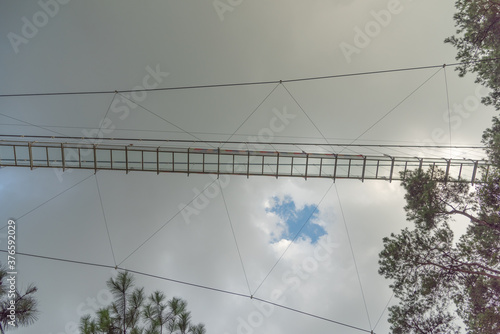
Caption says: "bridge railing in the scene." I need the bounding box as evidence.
[0,140,489,183]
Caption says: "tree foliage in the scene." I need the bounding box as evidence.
[0,265,38,333]
[445,0,500,110]
[79,271,206,334]
[379,117,500,333]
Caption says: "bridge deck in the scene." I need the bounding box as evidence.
[0,140,489,183]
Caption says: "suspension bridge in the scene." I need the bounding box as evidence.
[0,136,490,183]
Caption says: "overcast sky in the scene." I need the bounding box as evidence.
[0,1,498,334]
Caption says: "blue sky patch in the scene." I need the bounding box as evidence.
[267,196,326,244]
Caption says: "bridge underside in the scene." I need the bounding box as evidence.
[0,140,489,183]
